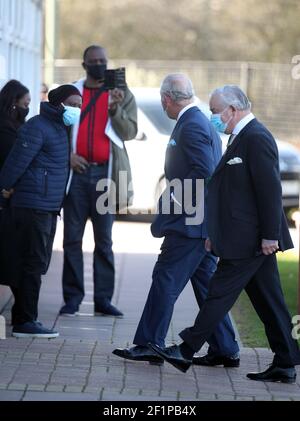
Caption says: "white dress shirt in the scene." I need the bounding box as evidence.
[177,102,197,121]
[227,113,255,146]
[232,112,255,136]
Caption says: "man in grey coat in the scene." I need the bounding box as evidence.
[60,45,137,318]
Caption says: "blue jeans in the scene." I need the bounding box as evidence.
[62,164,115,310]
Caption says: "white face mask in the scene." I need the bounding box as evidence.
[62,105,81,126]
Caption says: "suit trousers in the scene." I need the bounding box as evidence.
[180,254,300,366]
[133,234,239,356]
[62,165,115,311]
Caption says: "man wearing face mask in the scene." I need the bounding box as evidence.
[113,74,240,367]
[150,85,300,384]
[60,45,137,318]
[0,84,82,338]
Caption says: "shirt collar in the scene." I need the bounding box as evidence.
[177,102,196,121]
[232,112,255,135]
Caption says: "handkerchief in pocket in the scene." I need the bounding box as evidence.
[226,157,243,165]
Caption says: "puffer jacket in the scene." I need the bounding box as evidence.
[0,102,70,211]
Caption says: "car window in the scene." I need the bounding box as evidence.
[137,101,176,135]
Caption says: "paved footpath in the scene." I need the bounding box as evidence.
[0,221,300,402]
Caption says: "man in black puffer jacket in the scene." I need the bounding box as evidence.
[0,84,82,338]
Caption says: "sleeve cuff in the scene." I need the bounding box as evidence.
[109,104,123,120]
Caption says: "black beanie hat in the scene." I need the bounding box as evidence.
[48,84,81,106]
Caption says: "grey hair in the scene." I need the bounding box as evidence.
[211,85,251,110]
[160,73,194,102]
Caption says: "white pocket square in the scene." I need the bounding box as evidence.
[226,157,243,165]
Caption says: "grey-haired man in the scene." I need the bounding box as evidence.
[150,85,300,383]
[113,75,240,366]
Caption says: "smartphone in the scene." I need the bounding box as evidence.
[104,67,126,90]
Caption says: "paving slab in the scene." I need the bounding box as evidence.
[0,221,299,402]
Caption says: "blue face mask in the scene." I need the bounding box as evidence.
[62,105,81,126]
[210,107,232,133]
[210,113,228,133]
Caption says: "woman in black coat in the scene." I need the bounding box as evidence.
[0,80,31,323]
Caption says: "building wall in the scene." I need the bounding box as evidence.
[0,0,43,114]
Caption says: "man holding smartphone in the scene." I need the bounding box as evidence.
[60,45,137,318]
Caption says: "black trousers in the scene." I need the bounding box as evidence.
[180,254,300,367]
[0,207,18,287]
[13,208,57,324]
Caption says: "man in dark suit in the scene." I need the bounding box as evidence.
[113,75,240,366]
[150,85,300,383]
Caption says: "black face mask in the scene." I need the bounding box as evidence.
[17,106,30,121]
[85,64,107,81]
[11,106,29,127]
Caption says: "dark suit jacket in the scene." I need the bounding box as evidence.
[151,106,222,238]
[207,118,293,259]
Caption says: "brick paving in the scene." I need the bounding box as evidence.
[0,221,300,401]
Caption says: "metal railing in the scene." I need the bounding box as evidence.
[44,59,300,143]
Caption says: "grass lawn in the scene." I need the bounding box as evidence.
[232,250,300,347]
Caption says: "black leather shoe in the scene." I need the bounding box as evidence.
[148,343,192,373]
[112,345,164,365]
[95,300,123,318]
[193,353,240,367]
[247,365,296,383]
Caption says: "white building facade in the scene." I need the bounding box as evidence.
[0,0,43,113]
